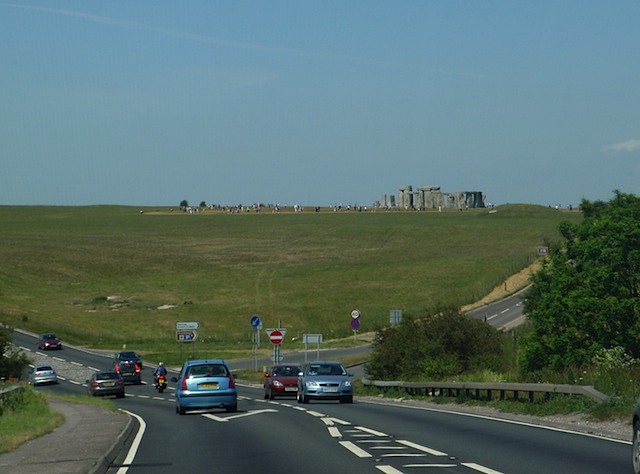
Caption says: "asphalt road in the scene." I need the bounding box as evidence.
[14,328,633,474]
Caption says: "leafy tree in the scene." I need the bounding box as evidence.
[365,306,510,380]
[520,190,640,372]
[199,201,207,208]
[180,199,189,208]
[0,325,32,380]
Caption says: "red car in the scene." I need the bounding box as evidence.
[263,364,302,399]
[38,333,62,350]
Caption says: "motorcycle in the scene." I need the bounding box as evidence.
[155,374,167,393]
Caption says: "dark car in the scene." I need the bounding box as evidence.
[633,404,640,473]
[297,361,353,404]
[38,333,62,350]
[174,359,237,415]
[86,370,125,398]
[114,351,143,369]
[263,364,302,399]
[29,364,58,385]
[114,361,141,384]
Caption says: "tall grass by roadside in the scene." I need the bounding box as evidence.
[0,387,64,454]
[0,204,581,356]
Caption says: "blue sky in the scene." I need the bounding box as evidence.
[2,1,639,208]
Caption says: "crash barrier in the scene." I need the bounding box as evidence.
[361,379,608,403]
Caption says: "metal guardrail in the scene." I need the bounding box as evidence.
[361,379,608,403]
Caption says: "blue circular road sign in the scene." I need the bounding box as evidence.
[251,315,261,328]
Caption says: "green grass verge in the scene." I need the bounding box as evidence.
[0,204,580,357]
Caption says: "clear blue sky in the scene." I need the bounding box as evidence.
[2,1,639,208]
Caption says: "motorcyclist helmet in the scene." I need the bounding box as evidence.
[159,362,164,366]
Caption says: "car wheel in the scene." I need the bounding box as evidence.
[226,403,238,413]
[177,404,186,416]
[633,420,640,474]
[116,393,125,399]
[302,394,310,404]
[268,390,275,400]
[264,389,269,400]
[297,392,302,403]
[340,395,353,404]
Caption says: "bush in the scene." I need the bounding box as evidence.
[365,306,512,381]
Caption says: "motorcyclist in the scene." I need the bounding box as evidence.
[154,362,167,384]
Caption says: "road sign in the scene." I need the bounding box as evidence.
[176,321,199,330]
[176,330,198,342]
[351,309,361,319]
[303,334,323,344]
[267,328,285,345]
[351,319,360,330]
[250,315,262,328]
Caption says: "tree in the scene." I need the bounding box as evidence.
[180,200,189,208]
[0,325,32,380]
[520,190,640,372]
[366,306,510,380]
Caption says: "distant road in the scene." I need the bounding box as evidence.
[466,289,527,330]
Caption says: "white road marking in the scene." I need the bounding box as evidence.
[397,440,448,456]
[355,426,388,437]
[339,441,372,458]
[462,462,506,473]
[376,466,405,473]
[328,426,342,438]
[116,409,146,474]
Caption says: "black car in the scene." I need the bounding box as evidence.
[114,360,142,384]
[38,333,62,350]
[113,351,143,369]
[633,404,640,473]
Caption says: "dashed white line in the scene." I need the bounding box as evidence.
[376,466,405,474]
[355,426,388,437]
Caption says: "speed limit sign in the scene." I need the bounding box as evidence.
[351,309,360,319]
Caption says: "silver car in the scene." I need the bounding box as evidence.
[29,364,58,385]
[297,361,353,404]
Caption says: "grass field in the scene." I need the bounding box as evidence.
[0,204,582,360]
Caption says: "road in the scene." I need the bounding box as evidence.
[14,329,632,474]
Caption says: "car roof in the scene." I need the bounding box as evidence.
[40,333,57,337]
[34,365,53,370]
[182,359,227,367]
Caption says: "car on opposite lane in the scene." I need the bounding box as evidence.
[38,333,62,350]
[86,370,125,398]
[173,359,237,415]
[29,364,58,385]
[263,364,302,399]
[297,361,353,404]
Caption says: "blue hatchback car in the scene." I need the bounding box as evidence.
[174,359,237,415]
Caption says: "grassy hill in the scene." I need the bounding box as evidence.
[0,204,581,360]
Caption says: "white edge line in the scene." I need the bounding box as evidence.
[116,409,146,474]
[397,439,447,456]
[360,399,631,445]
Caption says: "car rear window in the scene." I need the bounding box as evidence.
[97,372,120,380]
[187,364,228,378]
[37,366,53,371]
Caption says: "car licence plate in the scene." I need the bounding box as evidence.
[284,387,298,392]
[200,382,219,389]
[103,381,115,387]
[323,387,338,393]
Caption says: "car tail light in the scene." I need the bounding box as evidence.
[91,380,99,387]
[181,377,188,390]
[135,364,140,373]
[228,373,235,389]
[117,379,124,386]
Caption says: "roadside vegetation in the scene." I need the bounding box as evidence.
[363,191,640,422]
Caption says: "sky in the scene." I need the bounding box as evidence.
[2,1,639,208]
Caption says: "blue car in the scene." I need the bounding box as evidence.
[297,361,353,404]
[174,359,237,415]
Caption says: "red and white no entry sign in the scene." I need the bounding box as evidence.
[268,329,284,345]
